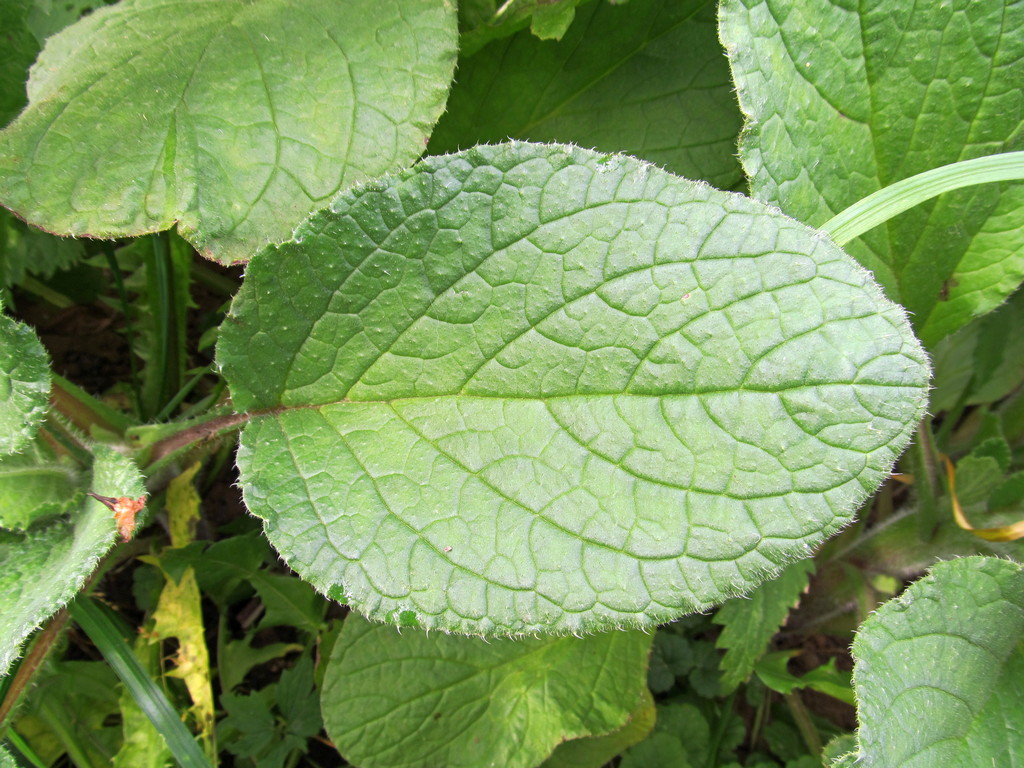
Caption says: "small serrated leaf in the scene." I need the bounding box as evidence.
[714,559,815,691]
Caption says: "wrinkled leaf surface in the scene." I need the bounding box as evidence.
[220,142,929,633]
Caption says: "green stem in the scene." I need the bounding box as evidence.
[142,231,182,420]
[821,151,1024,245]
[38,697,100,768]
[102,243,143,416]
[784,691,822,757]
[912,418,942,541]
[4,729,48,768]
[154,364,214,423]
[17,275,74,309]
[50,373,136,436]
[0,610,69,730]
[704,688,738,768]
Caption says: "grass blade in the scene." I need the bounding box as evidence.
[822,151,1024,245]
[68,597,212,768]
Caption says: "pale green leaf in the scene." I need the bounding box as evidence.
[850,556,1024,767]
[713,559,815,691]
[219,142,929,634]
[321,614,653,768]
[530,1,578,39]
[0,0,457,263]
[720,0,1024,346]
[0,446,144,675]
[432,0,743,189]
[541,688,656,768]
[0,301,50,455]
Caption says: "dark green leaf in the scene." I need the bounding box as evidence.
[432,0,742,188]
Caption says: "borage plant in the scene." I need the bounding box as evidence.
[0,0,1022,766]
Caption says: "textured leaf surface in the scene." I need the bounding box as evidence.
[0,0,456,262]
[720,0,1024,346]
[713,559,814,691]
[851,556,1024,767]
[0,302,49,455]
[0,442,82,530]
[321,615,652,768]
[0,446,144,676]
[432,0,743,189]
[220,142,929,633]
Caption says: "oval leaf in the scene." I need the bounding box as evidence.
[0,0,456,262]
[851,556,1024,767]
[720,0,1024,346]
[219,142,929,633]
[321,615,653,768]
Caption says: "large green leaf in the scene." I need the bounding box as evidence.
[0,300,50,455]
[320,615,653,768]
[432,0,743,189]
[720,0,1024,346]
[850,556,1024,767]
[0,0,457,263]
[219,142,929,634]
[0,445,144,676]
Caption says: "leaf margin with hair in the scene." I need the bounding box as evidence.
[219,141,930,634]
